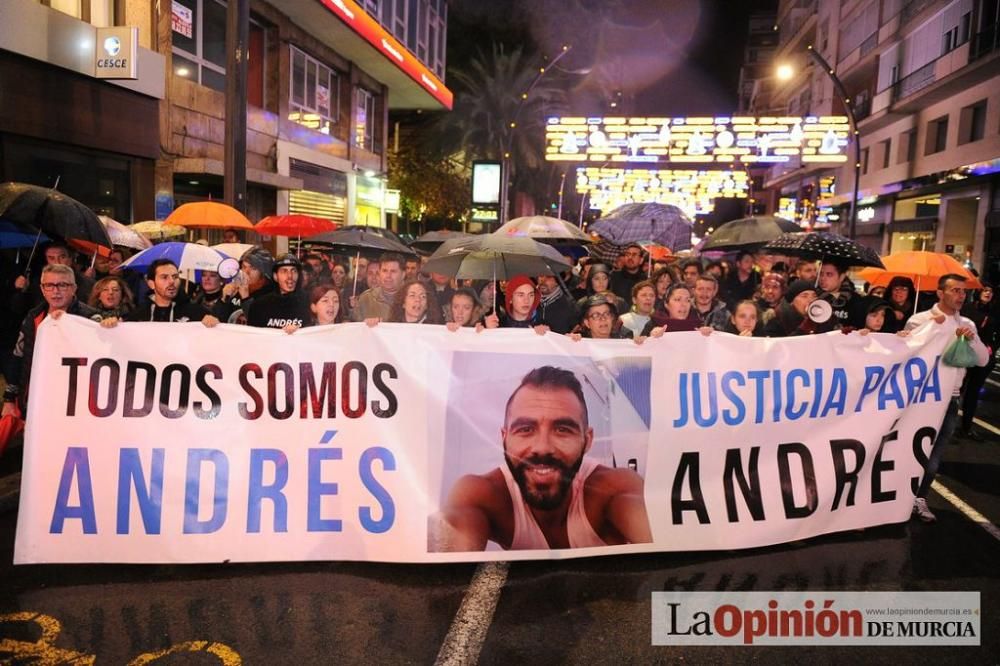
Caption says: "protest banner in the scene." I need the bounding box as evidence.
[15,316,958,563]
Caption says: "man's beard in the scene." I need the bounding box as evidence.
[505,450,584,511]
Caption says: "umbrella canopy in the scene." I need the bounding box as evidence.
[494,215,593,245]
[701,216,802,251]
[255,214,337,238]
[761,232,884,269]
[422,235,571,280]
[0,182,111,249]
[856,251,983,291]
[0,220,49,249]
[120,242,230,274]
[165,201,254,230]
[590,203,693,251]
[308,227,415,258]
[132,220,187,241]
[212,242,256,260]
[99,216,153,251]
[409,230,472,255]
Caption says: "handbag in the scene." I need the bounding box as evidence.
[942,336,979,368]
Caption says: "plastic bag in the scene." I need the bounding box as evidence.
[942,336,979,368]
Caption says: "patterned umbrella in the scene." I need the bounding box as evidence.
[590,203,692,251]
[762,232,884,268]
[701,216,802,251]
[99,216,153,251]
[120,242,230,274]
[132,220,187,241]
[494,215,593,245]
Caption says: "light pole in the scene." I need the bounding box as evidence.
[777,46,862,239]
[498,45,572,225]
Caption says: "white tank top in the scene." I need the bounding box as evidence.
[500,458,607,549]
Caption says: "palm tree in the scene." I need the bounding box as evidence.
[436,44,567,217]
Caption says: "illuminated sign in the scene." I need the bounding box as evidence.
[575,167,749,217]
[95,27,138,79]
[471,207,499,222]
[545,115,850,165]
[778,196,798,221]
[857,206,876,222]
[317,0,453,109]
[472,161,502,206]
[384,189,400,213]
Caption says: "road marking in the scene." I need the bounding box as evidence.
[128,640,242,665]
[956,409,1000,437]
[932,480,1000,543]
[435,561,509,666]
[987,377,999,388]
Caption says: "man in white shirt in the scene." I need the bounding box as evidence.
[904,273,990,522]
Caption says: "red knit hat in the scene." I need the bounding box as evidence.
[504,275,540,315]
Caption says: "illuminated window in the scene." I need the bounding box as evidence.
[355,87,379,153]
[41,0,115,26]
[289,45,341,136]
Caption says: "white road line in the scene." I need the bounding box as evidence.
[956,408,1000,437]
[987,377,1000,388]
[435,561,510,666]
[932,480,1000,543]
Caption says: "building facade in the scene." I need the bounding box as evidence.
[1,0,451,236]
[755,0,1000,284]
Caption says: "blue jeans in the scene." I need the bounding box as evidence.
[916,397,960,499]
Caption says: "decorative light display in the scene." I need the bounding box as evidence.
[576,167,749,217]
[546,115,850,165]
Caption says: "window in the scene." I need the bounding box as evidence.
[41,0,116,26]
[355,87,376,152]
[925,116,948,155]
[880,139,892,168]
[958,99,987,144]
[861,147,870,175]
[172,0,266,102]
[289,46,341,135]
[898,129,917,164]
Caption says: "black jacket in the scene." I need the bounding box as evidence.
[3,299,100,407]
[127,299,211,323]
[246,290,312,329]
[538,294,579,334]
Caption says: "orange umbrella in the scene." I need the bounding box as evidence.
[857,251,983,291]
[255,214,337,238]
[165,202,254,230]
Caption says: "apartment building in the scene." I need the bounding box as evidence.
[757,0,1000,282]
[0,0,451,231]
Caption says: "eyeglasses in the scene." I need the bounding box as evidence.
[40,282,74,291]
[588,311,613,321]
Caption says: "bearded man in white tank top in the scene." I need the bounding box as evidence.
[430,366,652,551]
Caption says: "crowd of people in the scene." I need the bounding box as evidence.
[1,235,996,523]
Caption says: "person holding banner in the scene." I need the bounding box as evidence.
[387,280,443,325]
[429,366,652,551]
[905,274,990,523]
[117,259,218,325]
[352,253,403,322]
[245,254,311,331]
[2,264,100,418]
[307,282,344,326]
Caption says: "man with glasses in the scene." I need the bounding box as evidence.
[3,264,100,417]
[611,244,646,304]
[905,274,990,523]
[571,295,627,340]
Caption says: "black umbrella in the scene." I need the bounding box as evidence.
[409,229,472,255]
[0,182,111,249]
[761,232,885,269]
[701,216,802,252]
[306,227,416,298]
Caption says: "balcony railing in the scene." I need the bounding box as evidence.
[970,25,1000,61]
[891,60,935,101]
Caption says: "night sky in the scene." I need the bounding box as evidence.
[447,0,776,116]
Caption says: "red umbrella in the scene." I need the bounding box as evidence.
[255,214,337,238]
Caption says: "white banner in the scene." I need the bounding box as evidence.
[15,316,958,564]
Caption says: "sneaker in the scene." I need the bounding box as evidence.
[913,497,936,523]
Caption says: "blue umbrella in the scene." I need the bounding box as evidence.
[119,242,230,274]
[0,220,49,249]
[590,203,693,251]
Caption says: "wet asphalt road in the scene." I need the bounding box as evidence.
[1,367,998,665]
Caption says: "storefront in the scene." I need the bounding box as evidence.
[287,158,348,225]
[889,195,939,253]
[355,174,385,227]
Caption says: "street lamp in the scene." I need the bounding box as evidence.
[775,46,862,240]
[498,45,572,225]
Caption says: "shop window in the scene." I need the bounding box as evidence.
[171,0,266,105]
[289,45,341,136]
[924,116,948,155]
[958,99,987,145]
[41,0,116,27]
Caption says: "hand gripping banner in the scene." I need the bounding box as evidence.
[15,316,958,563]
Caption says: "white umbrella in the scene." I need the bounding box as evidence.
[98,216,153,251]
[120,242,229,274]
[212,242,255,259]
